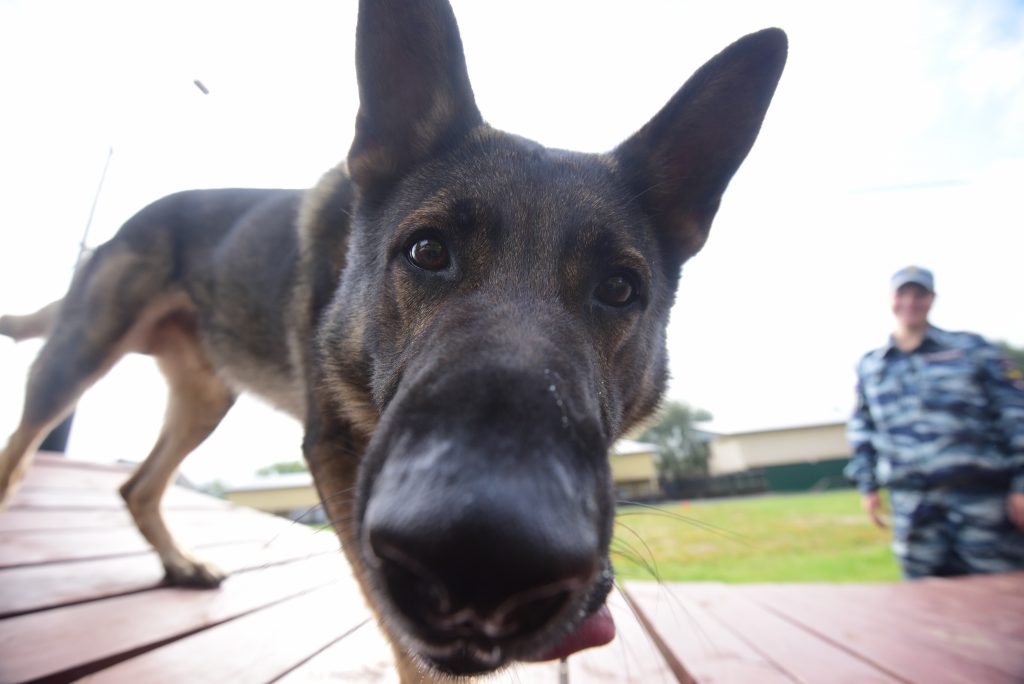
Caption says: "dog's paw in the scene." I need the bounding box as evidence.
[162,556,226,589]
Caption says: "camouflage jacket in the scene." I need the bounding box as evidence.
[845,326,1024,494]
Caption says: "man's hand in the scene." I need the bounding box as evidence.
[862,491,887,528]
[1008,492,1024,532]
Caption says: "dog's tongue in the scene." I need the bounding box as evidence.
[524,604,616,662]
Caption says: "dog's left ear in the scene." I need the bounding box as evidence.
[614,28,787,263]
[347,0,483,198]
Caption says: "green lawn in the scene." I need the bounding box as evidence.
[613,490,901,583]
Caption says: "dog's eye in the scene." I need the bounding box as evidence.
[406,235,450,271]
[595,273,639,307]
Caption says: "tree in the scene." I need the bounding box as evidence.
[201,480,227,499]
[256,461,309,476]
[638,401,713,480]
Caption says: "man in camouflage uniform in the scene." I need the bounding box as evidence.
[846,266,1024,578]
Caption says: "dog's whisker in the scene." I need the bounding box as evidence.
[317,485,359,505]
[609,538,659,583]
[247,540,344,575]
[616,500,753,547]
[256,486,359,549]
[609,579,680,684]
[318,514,356,532]
[611,522,661,582]
[609,548,661,583]
[624,178,674,206]
[614,579,706,683]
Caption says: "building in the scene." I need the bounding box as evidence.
[609,439,661,499]
[224,439,665,519]
[709,421,851,492]
[223,472,326,524]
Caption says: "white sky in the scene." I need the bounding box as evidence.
[1,0,1022,485]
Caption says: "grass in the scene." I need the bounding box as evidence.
[612,490,901,583]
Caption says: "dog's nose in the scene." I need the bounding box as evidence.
[364,468,599,645]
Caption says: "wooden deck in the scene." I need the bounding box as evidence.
[1,455,1022,683]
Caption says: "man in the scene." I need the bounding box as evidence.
[846,266,1024,578]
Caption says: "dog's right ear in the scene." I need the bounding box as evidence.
[614,28,787,266]
[347,0,483,198]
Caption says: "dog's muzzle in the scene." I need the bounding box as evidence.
[356,354,617,674]
[361,436,615,674]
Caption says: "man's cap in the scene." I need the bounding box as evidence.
[890,265,934,292]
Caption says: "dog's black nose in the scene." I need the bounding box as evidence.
[364,464,599,647]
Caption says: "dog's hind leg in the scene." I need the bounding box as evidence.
[119,314,235,588]
[0,244,178,506]
[0,298,69,494]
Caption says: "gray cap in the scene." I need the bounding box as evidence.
[891,265,934,292]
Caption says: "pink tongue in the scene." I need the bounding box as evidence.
[524,604,616,662]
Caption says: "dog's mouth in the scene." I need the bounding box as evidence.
[362,503,618,676]
[413,590,617,676]
[524,601,616,662]
[364,534,617,675]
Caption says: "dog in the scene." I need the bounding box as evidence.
[0,1,786,679]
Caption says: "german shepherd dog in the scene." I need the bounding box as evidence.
[0,0,785,679]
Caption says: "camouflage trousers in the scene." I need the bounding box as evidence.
[889,488,1024,579]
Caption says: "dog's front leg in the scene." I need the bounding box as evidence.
[121,323,236,587]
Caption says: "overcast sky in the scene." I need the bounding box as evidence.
[1,0,1022,484]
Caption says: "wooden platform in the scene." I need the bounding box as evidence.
[1,455,1022,683]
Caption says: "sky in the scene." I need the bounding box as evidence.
[0,0,1022,485]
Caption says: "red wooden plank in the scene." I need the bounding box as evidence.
[20,467,130,492]
[20,458,133,490]
[562,588,678,683]
[623,581,795,683]
[0,521,301,568]
[32,453,132,472]
[7,486,232,510]
[749,584,1019,683]
[0,526,155,566]
[276,612,564,684]
[277,588,672,684]
[925,571,1024,603]
[0,533,340,618]
[0,508,136,532]
[499,662,564,683]
[799,579,1024,661]
[277,612,566,684]
[0,507,311,544]
[0,505,301,533]
[669,584,901,683]
[0,507,325,566]
[0,553,352,682]
[18,455,210,498]
[774,581,1024,677]
[276,617,401,684]
[78,581,371,684]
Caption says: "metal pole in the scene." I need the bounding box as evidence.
[76,145,114,271]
